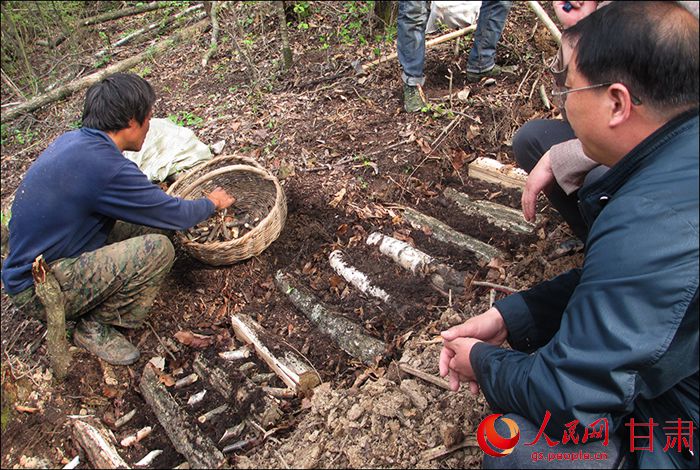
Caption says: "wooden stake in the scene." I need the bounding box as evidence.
[73,420,129,469]
[32,255,71,381]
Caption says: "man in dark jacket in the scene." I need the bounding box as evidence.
[439,2,698,468]
[2,73,235,366]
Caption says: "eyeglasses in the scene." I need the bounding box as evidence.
[552,82,643,106]
[552,82,613,98]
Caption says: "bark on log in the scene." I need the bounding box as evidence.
[329,250,391,303]
[401,207,504,262]
[192,354,233,399]
[96,4,205,59]
[366,232,465,295]
[468,157,528,190]
[73,420,129,469]
[443,187,535,234]
[230,313,320,392]
[274,270,385,365]
[192,353,283,429]
[32,255,71,381]
[81,2,170,27]
[1,19,208,124]
[139,363,228,469]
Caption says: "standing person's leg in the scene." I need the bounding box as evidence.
[397,1,429,111]
[467,1,513,80]
[512,119,589,242]
[482,413,624,469]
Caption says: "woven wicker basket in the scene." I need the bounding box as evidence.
[172,164,286,265]
[167,154,263,196]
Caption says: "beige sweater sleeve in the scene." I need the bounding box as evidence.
[549,138,600,195]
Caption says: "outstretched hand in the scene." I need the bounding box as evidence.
[522,150,555,223]
[207,187,236,210]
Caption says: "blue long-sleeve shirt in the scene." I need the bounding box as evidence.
[1,127,215,294]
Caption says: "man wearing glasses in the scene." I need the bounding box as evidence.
[514,1,698,243]
[439,2,698,468]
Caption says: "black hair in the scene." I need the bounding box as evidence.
[81,73,156,132]
[563,1,699,114]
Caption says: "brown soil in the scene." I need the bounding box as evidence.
[1,2,580,468]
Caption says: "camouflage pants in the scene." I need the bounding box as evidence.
[9,222,175,329]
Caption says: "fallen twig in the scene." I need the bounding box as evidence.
[398,363,451,391]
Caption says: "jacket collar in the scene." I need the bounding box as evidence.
[578,108,699,227]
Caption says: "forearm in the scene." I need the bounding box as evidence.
[494,269,581,352]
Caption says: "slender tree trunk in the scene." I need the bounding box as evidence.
[374,1,397,30]
[275,1,293,70]
[201,1,220,66]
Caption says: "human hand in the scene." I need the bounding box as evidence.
[440,307,508,346]
[553,1,598,28]
[439,337,482,394]
[522,150,555,223]
[207,187,236,210]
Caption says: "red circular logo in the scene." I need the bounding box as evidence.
[477,414,521,458]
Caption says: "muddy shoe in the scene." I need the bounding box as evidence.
[466,64,518,83]
[74,318,140,366]
[403,84,427,113]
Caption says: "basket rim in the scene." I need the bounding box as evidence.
[167,154,263,196]
[177,164,285,249]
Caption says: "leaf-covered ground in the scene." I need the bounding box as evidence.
[1,2,581,468]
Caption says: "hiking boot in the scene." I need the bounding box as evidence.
[73,317,140,366]
[466,64,518,83]
[403,83,427,113]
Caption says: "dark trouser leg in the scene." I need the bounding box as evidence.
[467,1,513,73]
[482,413,624,469]
[512,119,588,242]
[11,230,174,329]
[397,0,429,86]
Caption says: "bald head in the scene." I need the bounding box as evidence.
[563,1,699,120]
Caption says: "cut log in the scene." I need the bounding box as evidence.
[139,363,228,469]
[95,4,205,58]
[192,354,283,429]
[1,19,208,124]
[366,232,465,295]
[32,255,71,381]
[192,354,234,399]
[443,187,535,234]
[468,157,528,190]
[329,250,391,303]
[274,270,385,365]
[81,2,171,26]
[73,420,129,469]
[230,313,320,392]
[401,207,504,262]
